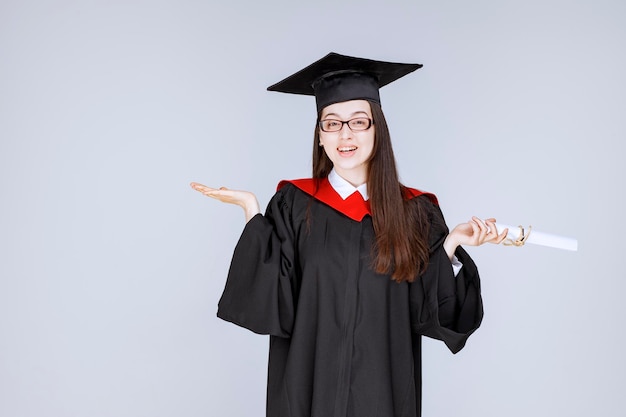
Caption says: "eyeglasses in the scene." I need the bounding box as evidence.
[318,117,373,132]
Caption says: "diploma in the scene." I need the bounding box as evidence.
[494,223,578,251]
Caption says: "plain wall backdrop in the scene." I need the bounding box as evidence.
[1,0,625,416]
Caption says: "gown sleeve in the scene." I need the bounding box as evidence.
[409,196,484,354]
[216,186,298,338]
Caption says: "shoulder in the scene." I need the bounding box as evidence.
[265,179,316,220]
[402,185,438,206]
[275,178,328,207]
[277,178,321,196]
[404,187,447,232]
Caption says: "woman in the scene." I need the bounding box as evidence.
[191,53,507,417]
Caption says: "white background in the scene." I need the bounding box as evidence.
[1,1,625,416]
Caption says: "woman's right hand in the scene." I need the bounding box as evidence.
[190,182,261,222]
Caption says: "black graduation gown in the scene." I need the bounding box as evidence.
[217,178,483,417]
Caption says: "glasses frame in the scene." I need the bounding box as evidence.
[318,117,374,133]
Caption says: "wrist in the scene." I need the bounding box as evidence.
[243,195,261,222]
[443,233,459,260]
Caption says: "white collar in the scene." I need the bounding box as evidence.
[328,168,369,201]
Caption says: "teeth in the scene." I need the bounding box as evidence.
[338,147,357,152]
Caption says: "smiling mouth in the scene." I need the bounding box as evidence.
[338,146,358,153]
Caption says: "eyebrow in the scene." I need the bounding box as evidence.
[322,110,370,119]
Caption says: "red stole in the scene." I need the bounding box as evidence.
[277,177,437,222]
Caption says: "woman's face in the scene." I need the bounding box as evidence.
[318,99,375,186]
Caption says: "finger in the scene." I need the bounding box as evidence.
[199,187,219,195]
[484,218,497,236]
[472,216,489,236]
[495,228,509,244]
[468,218,481,244]
[203,188,241,204]
[195,185,224,198]
[190,182,213,190]
[204,188,228,197]
[483,219,507,243]
[191,184,215,194]
[190,181,205,190]
[472,216,486,229]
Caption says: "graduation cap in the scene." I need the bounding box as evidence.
[267,52,422,112]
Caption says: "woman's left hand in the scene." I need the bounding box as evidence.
[443,217,508,259]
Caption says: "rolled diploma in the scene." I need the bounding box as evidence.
[494,223,578,251]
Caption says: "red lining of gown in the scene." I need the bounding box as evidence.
[278,177,438,222]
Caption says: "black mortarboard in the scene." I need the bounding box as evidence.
[267,52,422,112]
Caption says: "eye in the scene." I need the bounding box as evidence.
[349,118,371,130]
[322,120,342,130]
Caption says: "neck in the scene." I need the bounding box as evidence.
[334,167,367,187]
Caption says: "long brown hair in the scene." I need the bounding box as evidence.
[312,102,430,282]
